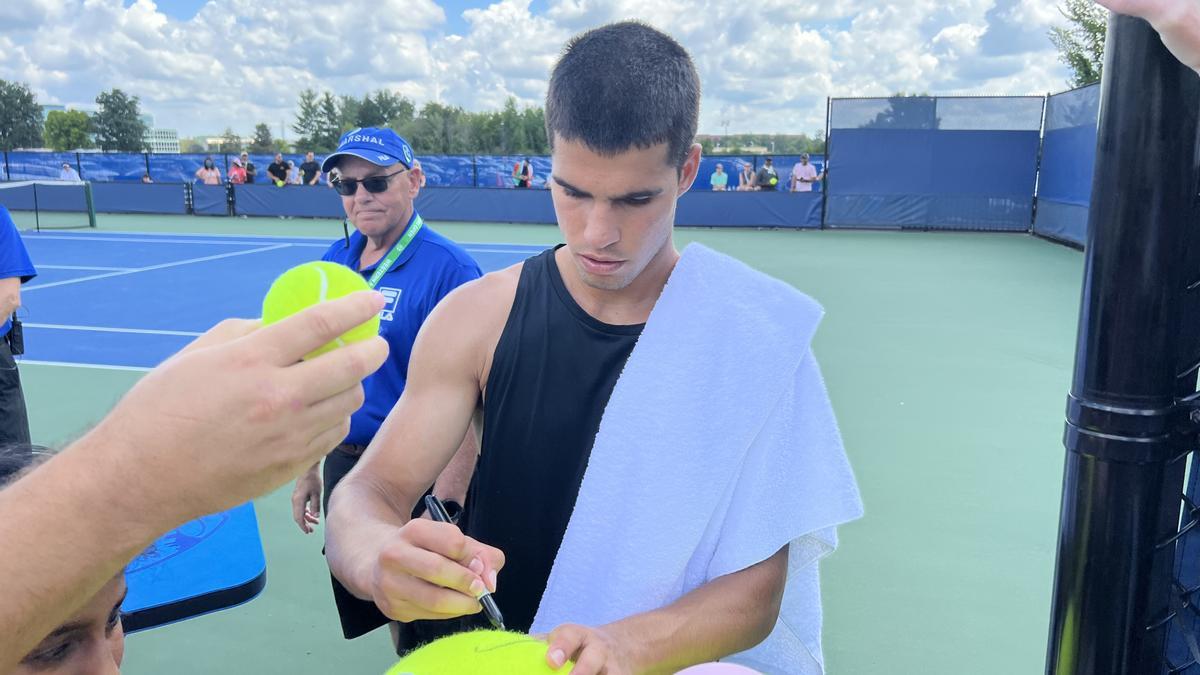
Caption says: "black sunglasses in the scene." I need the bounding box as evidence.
[331,168,407,196]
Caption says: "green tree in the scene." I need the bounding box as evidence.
[249,123,274,153]
[356,95,385,129]
[271,138,292,154]
[0,80,43,150]
[218,127,241,153]
[92,89,148,151]
[1050,0,1108,87]
[522,106,548,154]
[376,90,415,127]
[292,89,321,148]
[337,94,361,133]
[43,110,93,151]
[402,102,470,154]
[315,92,342,151]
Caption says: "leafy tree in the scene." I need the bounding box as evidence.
[92,89,148,151]
[862,94,939,129]
[376,90,415,127]
[43,110,93,151]
[337,94,360,133]
[249,123,274,153]
[218,127,241,153]
[1050,0,1109,87]
[0,79,43,150]
[292,89,321,148]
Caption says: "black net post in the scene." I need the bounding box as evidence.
[1046,13,1200,675]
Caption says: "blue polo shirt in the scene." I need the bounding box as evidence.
[322,213,481,446]
[0,207,37,336]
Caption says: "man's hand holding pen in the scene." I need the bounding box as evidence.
[369,516,505,625]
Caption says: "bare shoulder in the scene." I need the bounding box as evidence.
[412,262,523,386]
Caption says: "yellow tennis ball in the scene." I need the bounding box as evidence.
[274,178,285,187]
[385,630,573,675]
[261,261,380,359]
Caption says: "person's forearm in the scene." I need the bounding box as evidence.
[0,427,176,671]
[0,279,19,318]
[607,547,788,674]
[326,470,418,600]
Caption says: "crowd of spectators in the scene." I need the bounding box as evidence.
[710,154,825,192]
[193,150,324,187]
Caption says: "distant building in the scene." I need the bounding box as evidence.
[202,134,253,151]
[41,104,66,121]
[145,128,180,154]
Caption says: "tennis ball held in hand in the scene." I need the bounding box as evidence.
[385,630,573,675]
[261,261,380,359]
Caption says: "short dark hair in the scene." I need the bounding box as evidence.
[545,21,700,168]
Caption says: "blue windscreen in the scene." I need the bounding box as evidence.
[80,153,148,183]
[826,96,1042,230]
[1033,84,1099,246]
[7,152,80,181]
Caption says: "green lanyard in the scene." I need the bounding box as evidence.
[365,214,424,289]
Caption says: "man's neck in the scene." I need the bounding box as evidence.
[554,241,679,326]
[359,210,414,269]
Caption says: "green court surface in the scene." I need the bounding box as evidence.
[19,212,1083,674]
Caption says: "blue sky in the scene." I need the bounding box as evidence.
[13,0,1074,138]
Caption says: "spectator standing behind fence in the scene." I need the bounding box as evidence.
[228,158,247,184]
[737,161,756,191]
[0,207,36,447]
[268,153,288,187]
[287,160,302,185]
[300,151,322,186]
[58,163,79,182]
[755,156,779,191]
[517,158,534,188]
[241,152,257,183]
[790,154,822,193]
[194,157,221,185]
[709,163,728,191]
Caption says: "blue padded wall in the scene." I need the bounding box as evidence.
[1033,84,1099,246]
[826,96,1042,230]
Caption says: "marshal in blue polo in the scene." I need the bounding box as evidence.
[288,127,482,642]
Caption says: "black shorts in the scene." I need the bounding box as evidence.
[322,446,474,652]
[0,340,31,447]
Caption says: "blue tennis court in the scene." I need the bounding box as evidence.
[17,231,544,370]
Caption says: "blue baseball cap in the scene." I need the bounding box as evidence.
[321,127,415,173]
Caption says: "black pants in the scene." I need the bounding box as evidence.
[322,447,468,651]
[0,341,30,448]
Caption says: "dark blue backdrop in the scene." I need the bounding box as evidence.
[1033,84,1099,246]
[825,96,1043,230]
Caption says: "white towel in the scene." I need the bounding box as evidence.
[530,242,863,674]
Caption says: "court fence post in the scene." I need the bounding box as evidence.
[1045,14,1200,675]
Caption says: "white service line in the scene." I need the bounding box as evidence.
[23,323,203,337]
[39,265,135,271]
[23,243,293,291]
[27,234,328,248]
[17,359,152,373]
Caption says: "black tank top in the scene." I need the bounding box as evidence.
[463,245,643,631]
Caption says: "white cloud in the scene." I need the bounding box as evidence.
[0,0,1071,140]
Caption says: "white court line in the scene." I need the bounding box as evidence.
[24,323,202,337]
[30,230,546,252]
[17,359,151,373]
[22,243,292,291]
[39,265,134,272]
[27,234,327,248]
